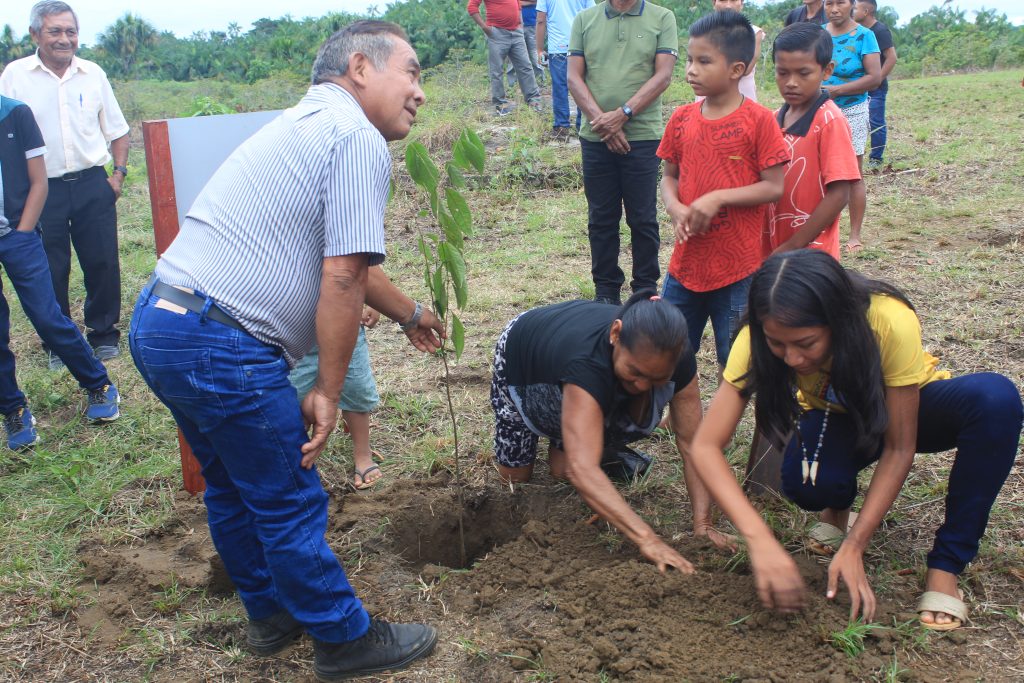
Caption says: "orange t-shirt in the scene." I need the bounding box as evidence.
[658,99,790,292]
[763,98,862,259]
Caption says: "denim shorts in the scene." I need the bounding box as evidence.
[288,327,379,413]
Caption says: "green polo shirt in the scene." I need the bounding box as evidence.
[569,0,678,142]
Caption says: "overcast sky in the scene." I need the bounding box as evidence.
[2,1,1021,44]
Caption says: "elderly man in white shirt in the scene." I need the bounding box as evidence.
[0,1,130,366]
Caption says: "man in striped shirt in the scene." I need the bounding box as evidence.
[129,22,441,681]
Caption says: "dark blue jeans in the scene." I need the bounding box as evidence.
[0,228,110,414]
[781,373,1023,575]
[662,272,752,366]
[40,167,121,348]
[129,285,370,643]
[867,83,888,162]
[581,138,661,302]
[547,54,581,130]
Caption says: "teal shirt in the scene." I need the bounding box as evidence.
[569,0,679,142]
[824,24,879,109]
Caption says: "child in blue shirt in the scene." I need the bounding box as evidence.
[0,95,121,450]
[822,0,880,252]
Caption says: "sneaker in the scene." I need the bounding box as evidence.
[528,99,544,113]
[93,345,120,361]
[594,295,621,306]
[47,351,65,372]
[551,126,573,141]
[247,609,304,656]
[86,384,120,423]
[865,158,884,172]
[313,618,437,682]
[495,104,514,117]
[4,406,40,451]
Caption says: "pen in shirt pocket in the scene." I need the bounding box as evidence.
[79,94,83,109]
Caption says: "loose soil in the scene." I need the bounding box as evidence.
[72,475,996,682]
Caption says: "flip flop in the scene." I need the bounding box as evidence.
[806,521,845,557]
[916,590,967,631]
[352,464,383,490]
[844,242,864,254]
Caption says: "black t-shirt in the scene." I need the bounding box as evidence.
[869,20,894,87]
[785,4,828,26]
[0,97,46,234]
[504,300,697,443]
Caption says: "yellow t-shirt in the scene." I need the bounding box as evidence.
[723,294,951,412]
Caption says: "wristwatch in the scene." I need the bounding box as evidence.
[621,105,634,120]
[113,165,129,177]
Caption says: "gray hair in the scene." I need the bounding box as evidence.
[311,20,408,85]
[30,1,78,33]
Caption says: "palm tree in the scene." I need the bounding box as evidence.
[97,13,158,76]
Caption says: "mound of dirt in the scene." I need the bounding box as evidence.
[75,478,981,681]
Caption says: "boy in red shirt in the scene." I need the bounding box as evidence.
[764,22,861,259]
[658,11,789,369]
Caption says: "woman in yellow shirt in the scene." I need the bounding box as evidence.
[690,249,1022,630]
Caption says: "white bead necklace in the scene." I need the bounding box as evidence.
[799,403,831,486]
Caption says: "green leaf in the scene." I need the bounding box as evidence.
[445,187,473,236]
[454,128,486,173]
[446,162,467,189]
[438,208,464,249]
[417,235,431,262]
[440,243,468,309]
[451,313,465,360]
[404,142,439,194]
[432,268,448,319]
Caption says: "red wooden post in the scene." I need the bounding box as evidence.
[142,120,206,495]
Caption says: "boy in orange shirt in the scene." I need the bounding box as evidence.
[658,11,789,369]
[763,22,861,258]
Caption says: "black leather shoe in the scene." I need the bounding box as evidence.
[247,609,303,656]
[313,618,438,681]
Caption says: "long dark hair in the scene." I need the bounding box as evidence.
[739,250,914,454]
[616,290,689,359]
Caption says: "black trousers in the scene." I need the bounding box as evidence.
[581,138,661,302]
[40,167,121,348]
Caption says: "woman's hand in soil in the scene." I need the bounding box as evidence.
[827,544,876,622]
[694,523,738,553]
[637,537,695,575]
[749,539,805,613]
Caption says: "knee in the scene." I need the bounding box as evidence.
[966,373,1023,427]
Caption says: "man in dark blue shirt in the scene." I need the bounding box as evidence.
[0,95,120,450]
[785,0,828,26]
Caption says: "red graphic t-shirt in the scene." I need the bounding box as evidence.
[658,99,789,292]
[763,99,862,259]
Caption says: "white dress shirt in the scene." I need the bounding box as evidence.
[0,53,130,178]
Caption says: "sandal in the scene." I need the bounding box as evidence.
[352,464,383,490]
[916,591,967,631]
[806,521,845,557]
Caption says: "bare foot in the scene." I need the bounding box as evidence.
[844,240,864,254]
[919,568,962,627]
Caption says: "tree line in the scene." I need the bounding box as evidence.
[1,2,1021,83]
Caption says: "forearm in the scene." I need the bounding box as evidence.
[845,448,914,550]
[775,182,850,252]
[880,49,897,80]
[829,73,880,98]
[708,178,783,209]
[109,133,129,168]
[314,258,368,401]
[690,441,775,542]
[624,70,672,118]
[568,60,603,122]
[364,266,416,325]
[469,12,488,32]
[567,461,659,546]
[536,16,546,53]
[17,161,48,231]
[660,173,684,211]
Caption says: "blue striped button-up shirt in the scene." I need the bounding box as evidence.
[155,83,389,366]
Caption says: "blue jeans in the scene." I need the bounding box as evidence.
[662,272,751,366]
[581,138,662,302]
[781,373,1023,575]
[128,284,370,643]
[0,228,110,414]
[867,82,887,162]
[547,53,581,130]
